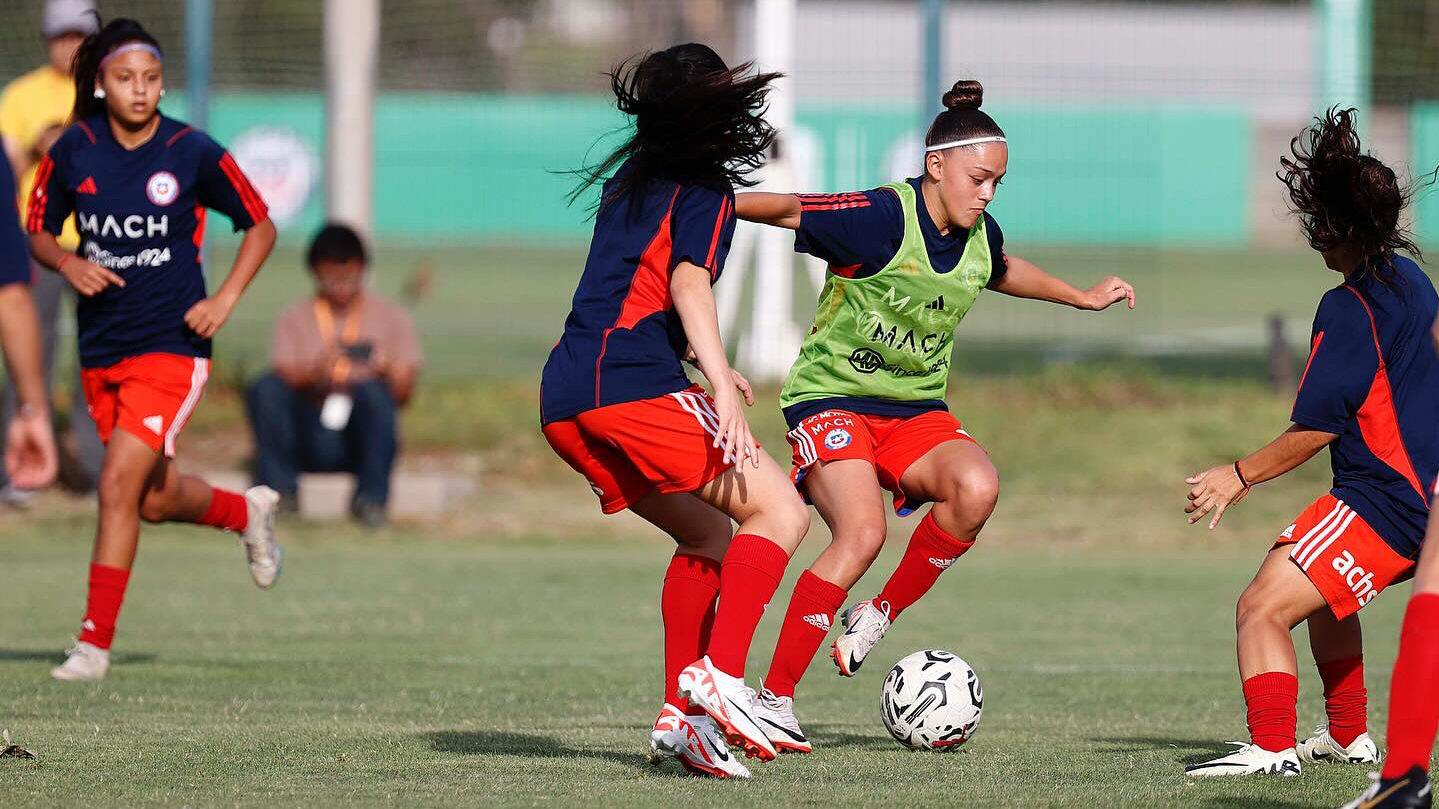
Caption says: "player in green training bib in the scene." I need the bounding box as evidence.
[733,80,1136,753]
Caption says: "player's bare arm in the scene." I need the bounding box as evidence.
[1185,425,1337,529]
[670,259,757,467]
[991,254,1135,311]
[184,217,276,338]
[29,230,125,296]
[735,191,802,230]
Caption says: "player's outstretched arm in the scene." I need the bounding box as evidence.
[670,260,758,468]
[735,192,802,230]
[184,218,277,338]
[1184,424,1337,530]
[991,255,1135,311]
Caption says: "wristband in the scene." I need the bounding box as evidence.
[1233,460,1251,489]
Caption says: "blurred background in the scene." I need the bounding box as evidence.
[0,0,1435,537]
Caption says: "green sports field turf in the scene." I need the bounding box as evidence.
[0,519,1419,808]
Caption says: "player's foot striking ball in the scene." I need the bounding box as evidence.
[733,79,1135,749]
[25,16,279,681]
[1182,107,1439,777]
[539,43,809,777]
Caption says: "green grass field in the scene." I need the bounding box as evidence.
[0,520,1413,808]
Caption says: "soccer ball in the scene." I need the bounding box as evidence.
[880,649,983,750]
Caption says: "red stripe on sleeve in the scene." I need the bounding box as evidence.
[165,126,194,147]
[799,200,873,212]
[1296,331,1324,394]
[74,121,96,143]
[703,195,732,273]
[218,153,269,224]
[25,156,54,233]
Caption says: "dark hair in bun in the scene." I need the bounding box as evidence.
[927,79,1003,150]
[941,79,984,110]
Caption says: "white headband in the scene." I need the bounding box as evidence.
[925,135,1006,152]
[99,42,164,69]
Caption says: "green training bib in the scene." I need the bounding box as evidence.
[779,181,992,409]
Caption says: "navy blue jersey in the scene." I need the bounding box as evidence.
[783,177,1007,427]
[0,154,30,287]
[540,170,736,425]
[1291,254,1439,557]
[27,115,268,368]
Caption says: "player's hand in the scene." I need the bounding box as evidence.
[184,294,237,338]
[58,256,125,297]
[1079,275,1135,311]
[5,405,57,490]
[1185,464,1250,530]
[730,367,754,407]
[711,385,759,468]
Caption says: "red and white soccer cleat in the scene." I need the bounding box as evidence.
[832,599,892,677]
[676,656,778,762]
[648,703,751,779]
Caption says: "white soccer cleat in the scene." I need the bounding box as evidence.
[241,486,283,589]
[748,686,812,754]
[648,703,751,779]
[675,656,778,762]
[1298,725,1380,764]
[832,599,892,676]
[1184,742,1302,777]
[50,641,110,682]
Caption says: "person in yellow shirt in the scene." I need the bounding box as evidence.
[0,0,102,500]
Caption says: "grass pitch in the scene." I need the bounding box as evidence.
[0,518,1415,808]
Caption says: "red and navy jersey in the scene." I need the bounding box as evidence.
[0,154,29,287]
[784,177,1007,427]
[1292,254,1439,557]
[27,114,268,368]
[540,168,736,425]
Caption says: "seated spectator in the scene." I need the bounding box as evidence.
[247,224,421,527]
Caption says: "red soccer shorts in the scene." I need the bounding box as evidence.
[543,386,737,514]
[785,409,980,516]
[1274,494,1414,620]
[81,353,210,458]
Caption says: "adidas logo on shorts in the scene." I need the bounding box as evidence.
[928,557,957,570]
[802,613,832,631]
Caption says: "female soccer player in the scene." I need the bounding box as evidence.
[1183,108,1439,779]
[540,44,809,778]
[734,80,1135,753]
[27,18,281,682]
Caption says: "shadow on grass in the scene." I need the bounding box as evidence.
[0,649,156,665]
[1200,798,1313,809]
[427,730,650,771]
[1091,736,1239,766]
[806,729,896,752]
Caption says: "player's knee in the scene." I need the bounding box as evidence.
[96,466,134,510]
[946,465,1000,518]
[835,518,887,564]
[1235,587,1282,633]
[138,490,172,523]
[770,492,811,542]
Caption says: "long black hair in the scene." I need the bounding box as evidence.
[71,17,163,122]
[569,43,780,210]
[925,79,1004,150]
[1279,106,1431,277]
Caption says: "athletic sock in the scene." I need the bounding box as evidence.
[1316,654,1366,748]
[1382,593,1439,778]
[198,488,248,532]
[662,553,720,715]
[874,511,974,620]
[706,534,790,678]
[1243,671,1299,753]
[76,564,131,650]
[763,570,848,698]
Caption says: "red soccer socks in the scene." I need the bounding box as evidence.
[1382,593,1439,778]
[1244,671,1299,752]
[198,488,248,532]
[706,534,790,677]
[76,564,131,650]
[661,553,720,714]
[874,512,974,620]
[1316,654,1367,748]
[763,569,848,698]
